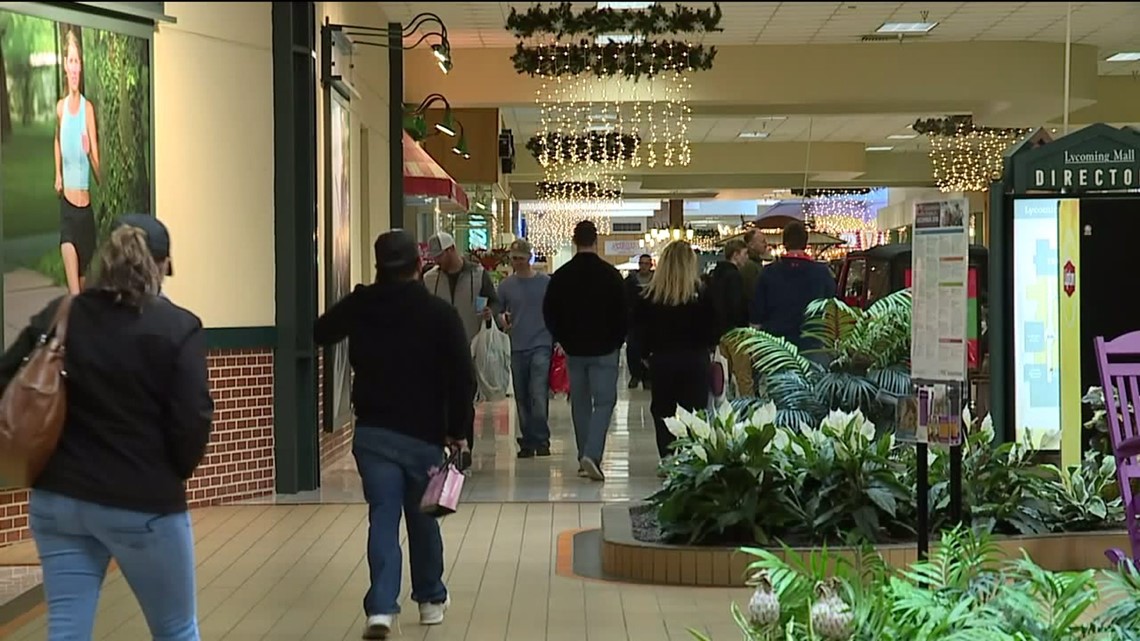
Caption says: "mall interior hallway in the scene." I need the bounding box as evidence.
[2,379,753,640]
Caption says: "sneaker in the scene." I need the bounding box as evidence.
[580,457,605,482]
[536,446,552,457]
[577,466,587,478]
[517,448,536,459]
[419,597,450,625]
[362,614,394,639]
[627,377,640,389]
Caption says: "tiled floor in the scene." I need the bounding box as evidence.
[4,504,748,641]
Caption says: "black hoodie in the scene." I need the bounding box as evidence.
[750,256,837,350]
[314,280,474,446]
[705,260,748,337]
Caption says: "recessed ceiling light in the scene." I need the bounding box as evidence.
[1106,52,1140,62]
[876,22,938,34]
[887,133,918,140]
[866,146,894,152]
[596,2,654,9]
[594,33,645,44]
[754,116,788,121]
[738,132,770,139]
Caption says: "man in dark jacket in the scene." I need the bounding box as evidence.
[751,221,837,352]
[543,220,627,482]
[314,229,474,637]
[706,239,754,396]
[623,254,653,389]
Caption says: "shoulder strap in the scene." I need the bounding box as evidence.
[46,295,75,346]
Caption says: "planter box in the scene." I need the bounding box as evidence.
[600,503,1131,587]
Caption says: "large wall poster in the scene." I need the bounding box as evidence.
[324,96,352,432]
[0,9,151,346]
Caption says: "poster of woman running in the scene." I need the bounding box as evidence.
[0,9,151,346]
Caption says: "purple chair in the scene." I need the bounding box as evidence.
[1093,332,1140,566]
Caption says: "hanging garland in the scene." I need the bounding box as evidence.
[506,2,723,39]
[912,115,1025,138]
[526,132,640,163]
[537,181,621,202]
[511,40,715,80]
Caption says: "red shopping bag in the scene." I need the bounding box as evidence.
[549,346,570,396]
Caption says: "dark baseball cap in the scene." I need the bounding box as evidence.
[112,214,173,276]
[373,229,420,275]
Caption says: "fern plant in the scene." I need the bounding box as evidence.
[728,289,913,429]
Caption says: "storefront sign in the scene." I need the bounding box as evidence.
[604,240,644,257]
[1011,123,1140,193]
[1063,260,1076,297]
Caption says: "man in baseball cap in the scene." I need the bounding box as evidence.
[314,229,473,637]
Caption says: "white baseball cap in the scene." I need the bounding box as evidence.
[427,232,456,258]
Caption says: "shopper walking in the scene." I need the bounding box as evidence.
[750,221,837,352]
[705,239,754,396]
[633,240,719,458]
[422,231,497,464]
[0,215,213,641]
[624,254,654,389]
[739,228,768,310]
[497,239,553,458]
[315,230,474,639]
[543,221,627,482]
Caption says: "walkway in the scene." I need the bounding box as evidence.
[3,382,753,640]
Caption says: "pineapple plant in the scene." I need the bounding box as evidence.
[808,579,853,641]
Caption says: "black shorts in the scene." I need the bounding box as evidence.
[60,198,97,277]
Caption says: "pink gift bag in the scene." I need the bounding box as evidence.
[420,448,466,517]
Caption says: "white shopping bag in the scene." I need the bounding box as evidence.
[471,322,512,402]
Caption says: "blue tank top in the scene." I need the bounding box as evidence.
[60,96,90,191]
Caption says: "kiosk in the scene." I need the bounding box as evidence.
[989,124,1140,467]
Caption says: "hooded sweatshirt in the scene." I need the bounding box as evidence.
[750,255,837,351]
[314,280,475,445]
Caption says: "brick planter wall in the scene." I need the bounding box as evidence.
[0,346,277,546]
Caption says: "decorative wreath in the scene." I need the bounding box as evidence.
[537,181,622,201]
[912,116,1025,138]
[506,2,723,39]
[511,40,715,80]
[526,132,640,163]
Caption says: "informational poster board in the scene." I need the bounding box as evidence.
[911,199,970,382]
[907,199,969,448]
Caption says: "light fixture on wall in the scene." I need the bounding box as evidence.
[322,11,453,94]
[404,93,457,138]
[451,122,471,159]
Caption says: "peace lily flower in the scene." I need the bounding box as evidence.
[769,427,791,453]
[857,415,876,441]
[692,444,708,463]
[715,401,735,425]
[979,414,995,444]
[750,402,778,430]
[665,416,688,439]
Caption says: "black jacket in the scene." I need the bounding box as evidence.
[633,291,719,357]
[543,253,628,357]
[314,280,474,446]
[705,260,748,337]
[0,292,214,514]
[750,256,837,350]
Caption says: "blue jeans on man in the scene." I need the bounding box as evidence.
[511,346,552,451]
[30,490,200,641]
[353,426,448,616]
[566,350,620,467]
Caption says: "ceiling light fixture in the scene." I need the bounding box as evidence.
[738,132,771,139]
[1106,52,1140,62]
[866,146,894,151]
[593,33,645,44]
[754,116,788,121]
[876,21,938,34]
[596,1,654,10]
[887,133,918,140]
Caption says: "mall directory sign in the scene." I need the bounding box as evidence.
[0,7,152,347]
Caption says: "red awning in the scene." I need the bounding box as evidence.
[403,132,469,211]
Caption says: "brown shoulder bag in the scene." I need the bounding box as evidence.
[0,296,74,487]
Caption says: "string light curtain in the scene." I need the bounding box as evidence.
[913,116,1029,192]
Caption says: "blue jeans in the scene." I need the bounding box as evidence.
[566,350,620,462]
[353,426,448,616]
[511,346,552,449]
[29,489,199,641]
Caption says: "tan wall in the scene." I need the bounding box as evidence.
[155,2,275,327]
[317,2,392,296]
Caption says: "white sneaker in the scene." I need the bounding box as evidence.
[419,597,450,625]
[362,614,393,639]
[580,457,605,482]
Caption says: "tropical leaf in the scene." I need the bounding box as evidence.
[802,297,861,351]
[728,328,814,378]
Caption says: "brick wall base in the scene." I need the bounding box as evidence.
[0,346,276,546]
[317,349,355,472]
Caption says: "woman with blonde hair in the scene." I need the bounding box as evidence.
[0,215,212,641]
[632,240,719,458]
